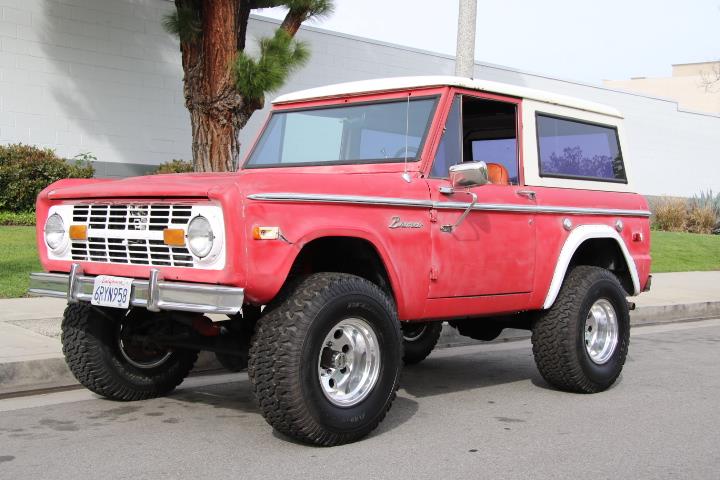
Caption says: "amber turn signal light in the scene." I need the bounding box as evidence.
[252,226,280,240]
[69,225,87,240]
[163,228,186,246]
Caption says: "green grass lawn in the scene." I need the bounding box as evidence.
[0,226,718,298]
[651,230,720,273]
[0,226,41,298]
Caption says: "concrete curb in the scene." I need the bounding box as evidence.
[1,301,719,397]
[0,351,224,397]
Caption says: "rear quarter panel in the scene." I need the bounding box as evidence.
[520,99,651,307]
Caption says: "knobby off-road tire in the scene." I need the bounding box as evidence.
[248,273,403,446]
[531,266,630,393]
[61,304,198,401]
[401,321,443,365]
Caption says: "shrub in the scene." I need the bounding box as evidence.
[0,211,35,226]
[690,189,720,235]
[0,144,94,212]
[653,197,688,232]
[154,159,193,174]
[691,189,720,217]
[686,205,717,234]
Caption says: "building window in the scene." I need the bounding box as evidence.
[536,114,626,183]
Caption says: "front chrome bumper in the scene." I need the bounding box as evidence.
[29,264,244,315]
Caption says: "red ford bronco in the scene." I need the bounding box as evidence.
[31,76,651,446]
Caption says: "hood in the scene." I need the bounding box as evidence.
[47,172,242,200]
[46,164,423,202]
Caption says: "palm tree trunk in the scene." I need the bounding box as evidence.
[179,0,248,172]
[175,0,313,172]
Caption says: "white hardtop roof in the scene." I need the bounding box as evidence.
[273,76,623,118]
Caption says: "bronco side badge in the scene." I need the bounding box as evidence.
[389,216,423,229]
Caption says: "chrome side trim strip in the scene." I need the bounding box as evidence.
[247,192,652,217]
[28,267,245,315]
[248,193,433,208]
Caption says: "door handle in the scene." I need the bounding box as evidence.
[516,190,536,201]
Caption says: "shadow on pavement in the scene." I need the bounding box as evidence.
[400,345,547,398]
[168,378,259,413]
[169,376,420,441]
[164,343,555,440]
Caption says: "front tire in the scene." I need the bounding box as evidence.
[248,273,402,446]
[61,304,197,401]
[531,266,630,393]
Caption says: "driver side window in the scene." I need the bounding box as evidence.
[430,94,519,185]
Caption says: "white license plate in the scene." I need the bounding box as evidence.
[91,275,134,309]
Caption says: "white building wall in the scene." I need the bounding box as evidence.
[0,0,189,177]
[0,0,718,196]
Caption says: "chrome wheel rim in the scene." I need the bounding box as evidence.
[584,298,619,365]
[402,323,427,342]
[318,318,381,407]
[118,323,172,369]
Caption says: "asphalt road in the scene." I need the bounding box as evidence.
[1,319,719,480]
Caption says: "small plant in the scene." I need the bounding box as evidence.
[73,152,98,163]
[653,197,688,232]
[154,159,194,174]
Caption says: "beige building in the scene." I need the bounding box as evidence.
[604,62,720,114]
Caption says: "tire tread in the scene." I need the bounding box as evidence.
[61,304,197,401]
[248,272,401,446]
[531,266,630,393]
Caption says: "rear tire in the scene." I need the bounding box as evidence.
[531,266,630,393]
[248,273,402,446]
[61,304,197,401]
[401,321,442,364]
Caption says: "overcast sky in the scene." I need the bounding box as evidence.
[258,0,720,85]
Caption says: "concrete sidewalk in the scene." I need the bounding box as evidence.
[1,271,719,395]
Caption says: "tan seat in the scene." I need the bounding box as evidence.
[486,162,510,185]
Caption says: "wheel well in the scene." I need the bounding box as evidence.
[568,238,634,295]
[288,237,394,298]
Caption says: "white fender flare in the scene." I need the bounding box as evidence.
[543,224,640,309]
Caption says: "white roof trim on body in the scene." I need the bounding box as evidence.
[273,76,623,118]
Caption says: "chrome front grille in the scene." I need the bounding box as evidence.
[70,203,195,267]
[72,204,192,231]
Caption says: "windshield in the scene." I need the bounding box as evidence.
[245,97,438,168]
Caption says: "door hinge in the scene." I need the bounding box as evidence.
[429,209,438,223]
[430,267,439,281]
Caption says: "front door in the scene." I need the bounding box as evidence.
[426,92,536,298]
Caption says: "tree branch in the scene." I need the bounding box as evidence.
[700,62,720,92]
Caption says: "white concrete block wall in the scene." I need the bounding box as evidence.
[0,0,717,195]
[0,0,189,176]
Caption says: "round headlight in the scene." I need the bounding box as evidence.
[187,215,214,258]
[44,213,66,250]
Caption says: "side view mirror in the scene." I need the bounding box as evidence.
[449,161,489,189]
[438,162,488,233]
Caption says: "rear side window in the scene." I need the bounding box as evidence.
[536,114,626,183]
